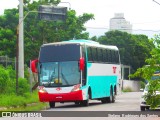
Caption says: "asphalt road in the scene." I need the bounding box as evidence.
[46,92,142,111]
[2,92,160,120]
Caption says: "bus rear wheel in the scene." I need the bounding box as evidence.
[101,98,108,103]
[49,101,55,108]
[107,88,115,103]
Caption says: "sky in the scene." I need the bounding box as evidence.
[0,0,160,38]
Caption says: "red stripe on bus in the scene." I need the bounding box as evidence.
[38,90,83,102]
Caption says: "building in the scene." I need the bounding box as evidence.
[109,13,132,33]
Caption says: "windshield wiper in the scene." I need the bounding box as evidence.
[61,70,69,85]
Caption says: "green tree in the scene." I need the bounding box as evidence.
[131,34,160,109]
[98,30,154,72]
[90,36,98,41]
[0,9,18,57]
[0,0,94,65]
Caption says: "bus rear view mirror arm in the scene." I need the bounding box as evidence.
[31,59,38,73]
[79,57,85,71]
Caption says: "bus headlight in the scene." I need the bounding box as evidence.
[71,84,81,92]
[38,86,47,93]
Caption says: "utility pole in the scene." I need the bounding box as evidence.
[153,0,160,6]
[17,1,69,79]
[18,0,24,78]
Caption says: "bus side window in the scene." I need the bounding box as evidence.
[114,51,117,63]
[92,47,97,62]
[97,48,99,62]
[103,49,106,63]
[106,49,109,63]
[88,47,93,62]
[96,48,98,62]
[108,50,112,63]
[82,46,87,86]
[112,50,118,63]
[115,51,119,63]
[98,49,103,63]
[112,50,115,63]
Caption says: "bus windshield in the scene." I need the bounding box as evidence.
[38,44,81,87]
[38,61,81,87]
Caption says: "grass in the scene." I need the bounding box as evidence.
[4,102,48,111]
[122,87,133,92]
[0,91,49,111]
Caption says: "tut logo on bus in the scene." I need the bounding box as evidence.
[113,66,117,74]
[56,87,62,91]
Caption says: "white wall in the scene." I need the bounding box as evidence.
[122,80,140,92]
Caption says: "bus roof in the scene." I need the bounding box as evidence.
[42,39,119,50]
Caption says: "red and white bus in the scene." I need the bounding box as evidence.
[31,39,121,108]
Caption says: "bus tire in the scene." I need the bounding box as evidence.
[75,102,80,105]
[49,101,55,108]
[81,92,90,106]
[101,98,107,103]
[111,87,115,103]
[107,88,115,103]
[112,89,115,103]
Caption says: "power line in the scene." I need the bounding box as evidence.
[132,20,160,24]
[86,27,109,30]
[85,26,160,32]
[153,0,160,6]
[132,29,160,32]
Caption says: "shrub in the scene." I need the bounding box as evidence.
[18,78,30,96]
[5,78,16,94]
[6,66,16,79]
[0,65,31,95]
[140,81,146,89]
[0,66,9,93]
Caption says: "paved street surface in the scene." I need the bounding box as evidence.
[2,92,160,120]
[46,92,142,111]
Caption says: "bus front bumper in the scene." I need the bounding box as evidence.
[38,90,83,102]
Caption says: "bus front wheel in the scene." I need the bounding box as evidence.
[49,101,55,108]
[81,92,90,106]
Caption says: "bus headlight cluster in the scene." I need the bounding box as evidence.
[38,86,47,93]
[71,84,81,92]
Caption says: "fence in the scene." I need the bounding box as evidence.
[0,56,16,69]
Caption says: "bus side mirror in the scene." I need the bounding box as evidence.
[31,59,38,73]
[79,57,85,71]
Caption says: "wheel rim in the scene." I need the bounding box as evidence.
[86,93,90,105]
[110,89,113,102]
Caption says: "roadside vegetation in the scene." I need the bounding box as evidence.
[131,35,160,109]
[0,66,48,111]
